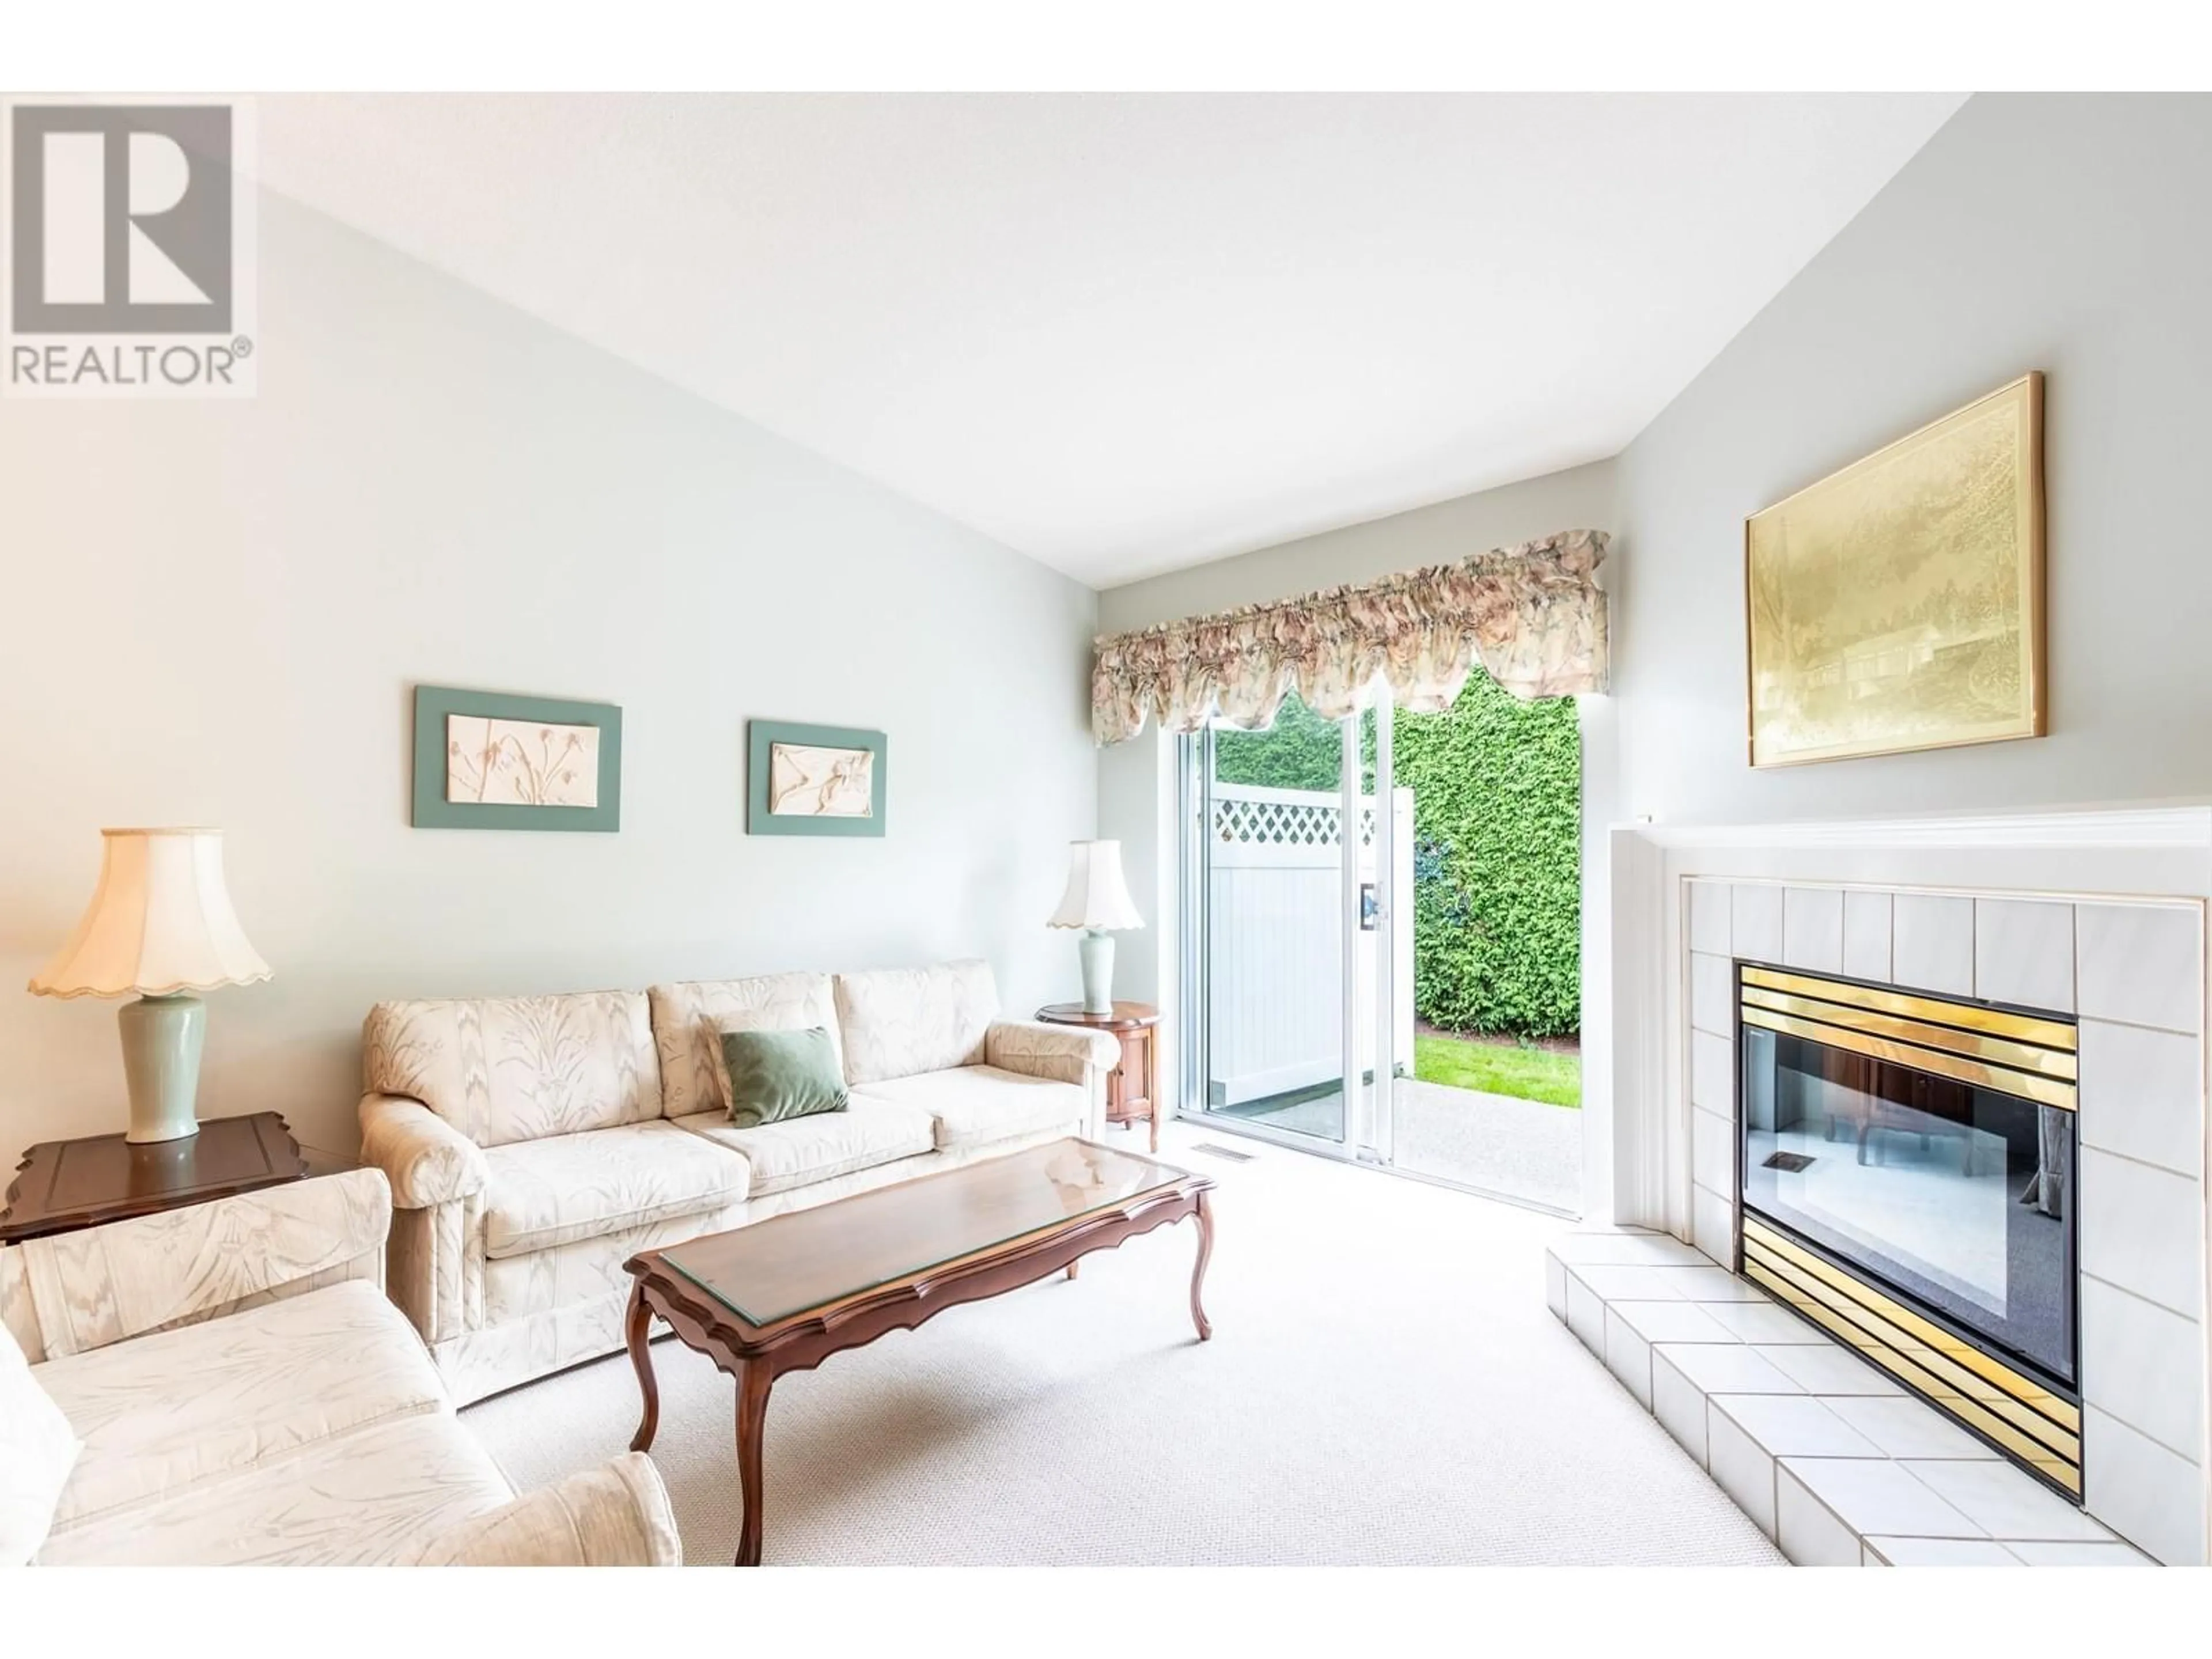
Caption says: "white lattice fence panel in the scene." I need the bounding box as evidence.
[1204,785,1410,1109]
[1211,788,1376,851]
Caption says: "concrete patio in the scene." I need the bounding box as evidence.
[1219,1077,1582,1214]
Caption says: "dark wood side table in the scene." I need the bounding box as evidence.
[1035,1001,1163,1153]
[1,1112,347,1245]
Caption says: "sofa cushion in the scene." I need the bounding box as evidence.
[363,991,663,1148]
[0,1316,79,1566]
[33,1413,513,1567]
[833,960,1000,1085]
[672,1093,934,1197]
[851,1065,1086,1152]
[482,1200,751,1326]
[649,972,842,1117]
[35,1279,445,1534]
[482,1122,751,1260]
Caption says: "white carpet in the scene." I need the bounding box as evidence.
[463,1124,1783,1566]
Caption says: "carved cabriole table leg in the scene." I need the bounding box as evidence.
[625,1281,660,1453]
[1189,1188,1214,1341]
[733,1357,775,1567]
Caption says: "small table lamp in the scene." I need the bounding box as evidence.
[1047,839,1144,1014]
[28,828,272,1143]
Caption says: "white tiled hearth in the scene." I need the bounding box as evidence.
[1547,1230,2154,1565]
[1684,876,2206,1562]
[1604,806,2212,1565]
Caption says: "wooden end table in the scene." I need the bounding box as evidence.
[1,1111,349,1245]
[624,1137,1214,1566]
[1036,1001,1162,1152]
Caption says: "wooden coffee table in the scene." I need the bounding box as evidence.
[622,1137,1215,1566]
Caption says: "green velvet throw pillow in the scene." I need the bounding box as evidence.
[717,1026,849,1128]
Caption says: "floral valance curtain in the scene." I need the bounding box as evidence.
[1090,528,1609,744]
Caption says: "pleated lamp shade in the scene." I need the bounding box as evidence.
[29,828,272,999]
[1046,840,1145,932]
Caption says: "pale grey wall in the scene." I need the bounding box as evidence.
[1094,460,1620,1216]
[1096,459,1619,635]
[0,187,1099,1157]
[1615,92,2212,827]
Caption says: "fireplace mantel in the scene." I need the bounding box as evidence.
[1632,804,2212,852]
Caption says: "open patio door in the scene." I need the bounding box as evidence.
[1181,670,1585,1213]
[1180,683,1411,1164]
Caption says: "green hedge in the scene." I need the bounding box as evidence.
[1211,694,1347,791]
[1211,674,1580,1038]
[1395,675,1580,1037]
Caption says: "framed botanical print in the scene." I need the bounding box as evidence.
[746,719,887,837]
[411,684,623,831]
[1745,373,2046,767]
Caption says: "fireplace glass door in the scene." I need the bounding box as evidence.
[1737,968,2079,1393]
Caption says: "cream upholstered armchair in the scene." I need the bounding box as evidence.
[0,1168,679,1567]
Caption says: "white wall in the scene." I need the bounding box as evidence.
[1094,460,1619,1217]
[0,186,1099,1157]
[1614,92,2212,827]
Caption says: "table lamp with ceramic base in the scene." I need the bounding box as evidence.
[28,828,272,1144]
[1046,839,1144,1014]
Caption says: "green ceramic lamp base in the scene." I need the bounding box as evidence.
[119,993,205,1144]
[1078,929,1116,1015]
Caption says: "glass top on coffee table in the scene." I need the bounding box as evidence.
[657,1137,1199,1328]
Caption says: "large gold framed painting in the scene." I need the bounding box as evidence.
[1745,373,2046,768]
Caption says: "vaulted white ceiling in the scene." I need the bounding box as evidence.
[254,93,1964,588]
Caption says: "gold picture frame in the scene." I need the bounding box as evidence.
[1745,373,2046,767]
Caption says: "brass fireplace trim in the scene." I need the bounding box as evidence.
[1741,1218,2080,1434]
[1738,1004,2078,1112]
[1740,966,2077,1052]
[1743,1217,2081,1496]
[1738,984,2077,1082]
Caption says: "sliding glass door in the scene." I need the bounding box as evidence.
[1191,691,1349,1146]
[1180,671,1585,1213]
[1181,688,1407,1161]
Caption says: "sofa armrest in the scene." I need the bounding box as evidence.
[1,1168,392,1362]
[987,1018,1121,1080]
[397,1453,681,1566]
[987,1020,1122,1138]
[361,1094,488,1346]
[360,1093,488,1209]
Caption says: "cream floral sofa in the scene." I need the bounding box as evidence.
[359,959,1120,1403]
[0,1168,679,1566]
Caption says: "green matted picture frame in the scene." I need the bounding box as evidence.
[411,684,623,832]
[746,719,887,837]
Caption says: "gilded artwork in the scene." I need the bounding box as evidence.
[1745,374,2045,767]
[767,741,874,818]
[446,715,601,807]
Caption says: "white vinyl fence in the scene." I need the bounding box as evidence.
[1206,782,1415,1107]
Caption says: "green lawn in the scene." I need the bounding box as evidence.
[1414,1033,1581,1108]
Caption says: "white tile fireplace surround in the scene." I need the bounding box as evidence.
[1596,806,2212,1566]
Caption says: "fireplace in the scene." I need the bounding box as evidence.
[1734,963,2082,1499]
